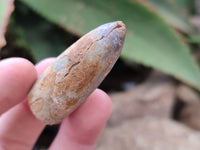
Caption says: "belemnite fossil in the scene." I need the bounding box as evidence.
[28,21,126,125]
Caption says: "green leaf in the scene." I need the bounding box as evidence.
[136,0,194,33]
[0,0,14,50]
[174,0,189,8]
[188,34,200,44]
[174,0,194,12]
[12,1,78,62]
[20,0,200,90]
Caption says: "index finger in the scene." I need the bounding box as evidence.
[0,58,37,115]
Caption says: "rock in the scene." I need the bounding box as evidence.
[176,85,200,104]
[96,117,200,150]
[108,71,176,126]
[179,103,200,130]
[175,84,200,130]
[195,0,200,14]
[190,16,200,33]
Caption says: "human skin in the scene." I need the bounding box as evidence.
[0,57,112,150]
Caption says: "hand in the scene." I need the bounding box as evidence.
[0,57,112,150]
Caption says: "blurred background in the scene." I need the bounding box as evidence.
[1,0,200,149]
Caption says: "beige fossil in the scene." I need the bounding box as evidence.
[28,21,126,125]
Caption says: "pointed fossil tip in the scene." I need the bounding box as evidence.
[115,21,126,28]
[85,21,126,41]
[105,21,126,38]
[114,20,126,35]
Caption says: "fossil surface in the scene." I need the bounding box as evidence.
[28,21,126,125]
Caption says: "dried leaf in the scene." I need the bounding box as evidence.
[0,0,15,50]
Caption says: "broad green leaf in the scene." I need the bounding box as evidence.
[20,0,200,90]
[188,34,200,44]
[137,0,194,33]
[0,0,14,50]
[11,1,78,62]
[174,0,195,12]
[174,0,190,8]
[14,18,72,62]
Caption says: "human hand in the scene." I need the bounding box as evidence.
[0,57,112,150]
